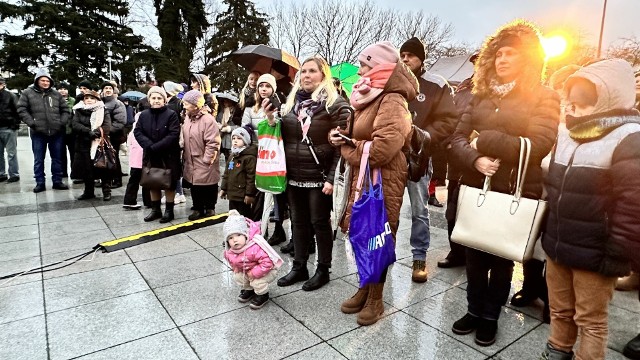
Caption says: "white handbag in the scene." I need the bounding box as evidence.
[451,137,548,263]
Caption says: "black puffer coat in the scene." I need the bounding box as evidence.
[17,85,70,136]
[450,84,560,198]
[281,96,350,185]
[0,89,19,129]
[71,104,111,179]
[134,106,182,188]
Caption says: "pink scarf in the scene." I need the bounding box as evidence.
[350,64,395,110]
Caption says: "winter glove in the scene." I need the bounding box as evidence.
[91,129,102,139]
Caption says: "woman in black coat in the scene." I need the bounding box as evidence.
[134,86,182,223]
[71,90,112,201]
[448,20,560,345]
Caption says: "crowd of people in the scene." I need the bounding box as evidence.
[0,18,639,360]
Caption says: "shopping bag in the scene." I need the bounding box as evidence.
[255,120,287,194]
[451,137,548,263]
[348,142,396,287]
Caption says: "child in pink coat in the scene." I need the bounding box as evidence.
[123,114,150,209]
[223,210,281,309]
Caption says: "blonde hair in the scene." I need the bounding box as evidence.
[283,56,338,114]
[239,71,261,109]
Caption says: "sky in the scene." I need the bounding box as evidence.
[254,0,638,49]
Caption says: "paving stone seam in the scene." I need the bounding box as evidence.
[63,328,179,360]
[35,194,52,360]
[0,236,40,246]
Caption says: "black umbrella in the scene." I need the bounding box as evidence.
[230,45,300,79]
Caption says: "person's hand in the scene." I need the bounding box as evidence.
[91,129,101,139]
[470,138,478,150]
[262,98,276,125]
[209,152,218,165]
[244,195,254,205]
[473,156,500,177]
[322,182,333,195]
[329,127,345,147]
[219,190,227,199]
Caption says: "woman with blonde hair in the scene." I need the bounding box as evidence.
[263,56,350,291]
[239,71,261,110]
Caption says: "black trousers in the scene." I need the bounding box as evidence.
[445,179,467,260]
[124,168,150,206]
[251,191,287,222]
[287,186,333,267]
[229,199,252,218]
[192,184,218,212]
[465,247,514,320]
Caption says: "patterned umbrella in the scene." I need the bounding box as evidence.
[330,63,360,97]
[230,45,300,79]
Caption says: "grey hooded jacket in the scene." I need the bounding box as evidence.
[17,68,70,136]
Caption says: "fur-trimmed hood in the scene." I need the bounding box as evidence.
[190,73,212,95]
[473,20,546,97]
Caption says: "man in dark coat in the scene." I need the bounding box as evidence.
[0,77,20,183]
[101,82,127,187]
[399,37,459,283]
[17,69,71,192]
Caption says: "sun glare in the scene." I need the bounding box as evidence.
[543,35,568,59]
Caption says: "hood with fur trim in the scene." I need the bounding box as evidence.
[472,20,545,97]
[190,73,212,95]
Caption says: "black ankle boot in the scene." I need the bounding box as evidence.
[102,185,111,201]
[267,222,286,245]
[302,264,330,291]
[277,261,309,287]
[144,200,162,222]
[160,202,174,223]
[281,241,294,254]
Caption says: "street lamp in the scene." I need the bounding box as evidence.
[597,0,608,58]
[107,42,113,80]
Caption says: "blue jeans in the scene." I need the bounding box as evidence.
[0,128,19,178]
[30,130,64,185]
[407,160,432,261]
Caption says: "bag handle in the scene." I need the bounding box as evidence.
[355,142,372,200]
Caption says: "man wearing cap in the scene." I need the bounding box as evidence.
[57,81,76,180]
[399,37,458,283]
[75,79,93,104]
[0,77,20,183]
[17,68,71,192]
[101,81,127,188]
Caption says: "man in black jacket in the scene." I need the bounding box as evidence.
[17,69,71,192]
[101,82,127,187]
[0,78,20,183]
[400,37,459,283]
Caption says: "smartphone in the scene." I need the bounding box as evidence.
[267,94,281,111]
[336,133,355,147]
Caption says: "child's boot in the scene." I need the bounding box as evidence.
[249,292,269,309]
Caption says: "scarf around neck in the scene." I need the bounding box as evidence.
[230,145,246,155]
[73,101,105,131]
[566,109,640,141]
[294,90,326,141]
[489,78,517,98]
[350,63,395,109]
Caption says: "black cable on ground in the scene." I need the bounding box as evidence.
[0,250,93,280]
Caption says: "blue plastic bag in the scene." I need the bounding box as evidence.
[349,164,396,287]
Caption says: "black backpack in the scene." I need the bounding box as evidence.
[404,124,432,182]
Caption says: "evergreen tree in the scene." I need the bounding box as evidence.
[205,0,270,92]
[0,0,152,91]
[153,0,208,83]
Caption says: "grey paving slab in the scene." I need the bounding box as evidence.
[397,247,468,286]
[181,305,322,360]
[285,343,347,359]
[109,221,173,238]
[154,272,247,326]
[0,255,41,287]
[101,210,156,228]
[41,249,131,280]
[124,234,202,262]
[44,263,149,312]
[0,212,38,229]
[307,239,358,280]
[0,192,37,207]
[273,278,398,340]
[0,224,39,243]
[342,263,452,310]
[328,311,485,360]
[38,206,101,224]
[0,315,47,360]
[0,281,44,324]
[75,329,199,360]
[47,290,175,360]
[403,286,540,356]
[135,249,228,288]
[39,217,108,238]
[0,238,40,263]
[608,302,640,352]
[40,228,115,255]
[187,225,226,248]
[611,290,640,314]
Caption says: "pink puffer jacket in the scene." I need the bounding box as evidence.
[127,115,143,169]
[224,243,274,279]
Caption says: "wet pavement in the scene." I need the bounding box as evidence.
[0,136,638,360]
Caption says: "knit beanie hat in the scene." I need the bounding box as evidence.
[182,89,205,108]
[231,127,251,146]
[358,41,399,69]
[223,210,249,241]
[100,81,115,91]
[147,86,167,102]
[58,81,70,90]
[257,74,277,91]
[163,81,184,97]
[77,79,92,89]
[400,37,426,63]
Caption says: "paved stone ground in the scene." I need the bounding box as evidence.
[1,137,638,360]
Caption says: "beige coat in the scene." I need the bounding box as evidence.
[182,111,221,185]
[340,62,418,238]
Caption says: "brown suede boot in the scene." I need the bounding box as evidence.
[341,285,369,314]
[357,283,385,326]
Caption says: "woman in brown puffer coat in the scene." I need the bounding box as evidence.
[448,20,560,346]
[330,41,418,326]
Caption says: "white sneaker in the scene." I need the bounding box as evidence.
[174,194,187,204]
[161,196,166,204]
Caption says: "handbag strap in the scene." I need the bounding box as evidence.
[355,142,372,200]
[514,137,532,200]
